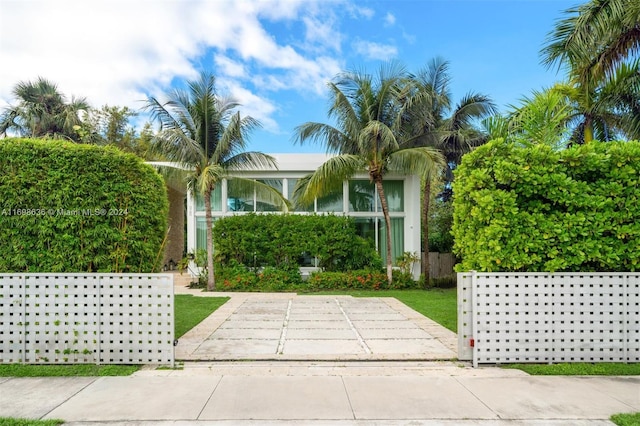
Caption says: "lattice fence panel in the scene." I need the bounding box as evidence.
[0,274,173,366]
[458,272,640,366]
[0,275,25,363]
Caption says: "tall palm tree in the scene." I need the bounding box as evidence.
[540,0,640,144]
[292,62,444,284]
[406,58,496,282]
[541,0,640,84]
[144,71,286,290]
[0,77,90,141]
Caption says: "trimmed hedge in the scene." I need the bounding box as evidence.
[452,139,640,272]
[213,213,382,271]
[0,138,168,272]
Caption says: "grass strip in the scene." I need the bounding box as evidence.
[0,364,139,377]
[611,413,640,426]
[0,419,64,426]
[175,294,229,338]
[503,363,640,376]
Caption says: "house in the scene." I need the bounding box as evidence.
[159,153,422,278]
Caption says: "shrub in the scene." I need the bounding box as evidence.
[452,139,640,272]
[305,270,418,291]
[213,213,382,271]
[0,138,168,272]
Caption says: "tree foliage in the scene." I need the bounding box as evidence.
[452,138,640,272]
[0,138,168,272]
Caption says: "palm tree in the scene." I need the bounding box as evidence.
[486,63,640,148]
[144,71,286,290]
[540,0,640,144]
[0,77,89,141]
[541,0,640,84]
[292,62,444,284]
[406,58,496,282]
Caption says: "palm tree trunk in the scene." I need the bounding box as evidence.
[584,116,594,144]
[421,179,431,288]
[204,187,216,291]
[374,177,393,285]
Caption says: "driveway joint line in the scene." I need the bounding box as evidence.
[276,298,292,354]
[335,298,371,354]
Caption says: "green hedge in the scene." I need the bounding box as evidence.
[213,266,417,292]
[0,138,168,272]
[213,213,382,271]
[452,139,640,272]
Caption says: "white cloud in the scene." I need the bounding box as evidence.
[0,0,346,134]
[352,40,398,61]
[384,12,396,27]
[214,55,247,79]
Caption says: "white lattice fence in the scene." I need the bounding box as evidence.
[0,274,174,366]
[458,272,640,367]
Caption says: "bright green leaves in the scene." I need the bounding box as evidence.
[453,139,640,272]
[0,138,168,272]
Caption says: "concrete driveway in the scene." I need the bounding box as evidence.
[175,292,458,361]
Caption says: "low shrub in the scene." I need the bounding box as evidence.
[305,270,418,292]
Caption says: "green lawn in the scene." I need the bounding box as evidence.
[611,413,640,426]
[503,363,640,376]
[174,294,229,338]
[308,288,457,332]
[0,419,63,426]
[0,364,139,377]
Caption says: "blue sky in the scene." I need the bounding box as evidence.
[0,0,578,153]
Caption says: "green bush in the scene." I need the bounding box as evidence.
[213,213,382,271]
[452,139,640,272]
[306,270,418,291]
[0,138,168,272]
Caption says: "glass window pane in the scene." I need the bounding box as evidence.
[256,179,283,212]
[354,217,376,246]
[349,180,375,212]
[227,179,254,212]
[195,185,222,212]
[288,178,314,212]
[378,217,404,265]
[377,180,404,212]
[196,217,218,253]
[317,191,343,212]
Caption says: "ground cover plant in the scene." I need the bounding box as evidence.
[0,138,168,272]
[174,294,229,338]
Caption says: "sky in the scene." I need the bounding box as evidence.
[0,0,579,153]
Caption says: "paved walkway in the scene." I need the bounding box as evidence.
[1,361,638,424]
[1,286,638,424]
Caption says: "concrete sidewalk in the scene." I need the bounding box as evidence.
[0,361,638,425]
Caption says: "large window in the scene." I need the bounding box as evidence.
[287,178,314,212]
[226,180,254,212]
[195,186,222,212]
[349,180,404,213]
[256,179,283,212]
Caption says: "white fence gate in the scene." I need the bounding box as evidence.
[0,273,174,367]
[458,272,640,367]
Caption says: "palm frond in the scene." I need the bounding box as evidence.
[292,154,364,205]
